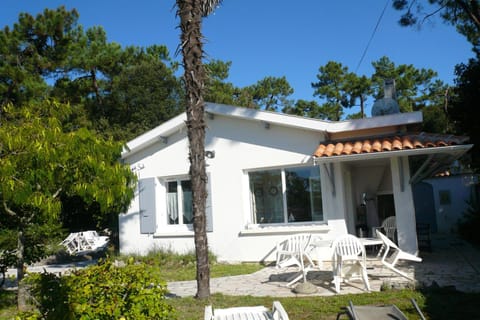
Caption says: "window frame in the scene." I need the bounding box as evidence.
[154,173,213,236]
[164,176,193,226]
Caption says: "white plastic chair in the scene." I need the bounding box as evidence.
[82,231,109,251]
[275,233,314,269]
[205,301,289,320]
[328,219,349,236]
[376,230,422,280]
[60,232,81,255]
[378,216,397,242]
[331,234,370,293]
[275,233,320,286]
[60,230,109,255]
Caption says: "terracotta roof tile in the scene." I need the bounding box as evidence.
[343,142,353,155]
[313,133,469,158]
[381,139,392,151]
[352,141,362,154]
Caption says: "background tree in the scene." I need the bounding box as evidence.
[310,57,446,123]
[57,24,183,141]
[247,76,294,111]
[104,47,183,141]
[0,100,136,310]
[1,6,184,143]
[0,7,80,108]
[311,61,349,120]
[204,59,239,105]
[415,79,451,134]
[450,58,480,169]
[343,73,373,119]
[204,60,295,110]
[311,61,374,120]
[392,0,480,52]
[282,99,323,118]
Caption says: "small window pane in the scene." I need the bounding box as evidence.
[167,181,179,224]
[249,170,284,224]
[285,166,322,222]
[182,180,193,223]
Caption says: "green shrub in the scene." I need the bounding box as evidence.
[23,258,176,320]
[125,248,217,267]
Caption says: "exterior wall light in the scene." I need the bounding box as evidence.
[205,150,215,159]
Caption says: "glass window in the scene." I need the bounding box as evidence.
[182,180,193,223]
[250,170,284,223]
[249,166,323,224]
[285,167,322,222]
[167,179,193,225]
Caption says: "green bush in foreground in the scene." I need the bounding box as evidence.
[21,258,176,320]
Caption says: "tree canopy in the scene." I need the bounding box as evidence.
[392,0,480,53]
[297,57,448,129]
[0,6,183,142]
[0,100,136,308]
[449,58,480,168]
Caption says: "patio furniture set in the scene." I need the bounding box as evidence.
[205,217,425,319]
[275,218,422,293]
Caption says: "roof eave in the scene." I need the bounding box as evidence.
[121,113,187,159]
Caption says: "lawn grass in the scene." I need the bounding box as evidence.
[154,262,265,282]
[170,292,426,319]
[168,288,480,320]
[118,249,266,281]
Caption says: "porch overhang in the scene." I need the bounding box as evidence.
[311,132,473,183]
[313,144,473,165]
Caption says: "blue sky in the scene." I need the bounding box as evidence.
[1,1,475,115]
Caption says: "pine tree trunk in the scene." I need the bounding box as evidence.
[177,0,210,299]
[16,230,28,311]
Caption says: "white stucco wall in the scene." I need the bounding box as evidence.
[120,113,341,262]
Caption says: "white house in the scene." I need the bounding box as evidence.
[119,102,472,262]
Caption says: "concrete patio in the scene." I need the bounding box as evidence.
[167,233,480,297]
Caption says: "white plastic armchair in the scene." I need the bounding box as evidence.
[376,229,422,280]
[275,233,314,269]
[204,301,289,320]
[331,234,370,293]
[60,230,109,255]
[82,231,109,251]
[60,232,81,255]
[378,216,396,242]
